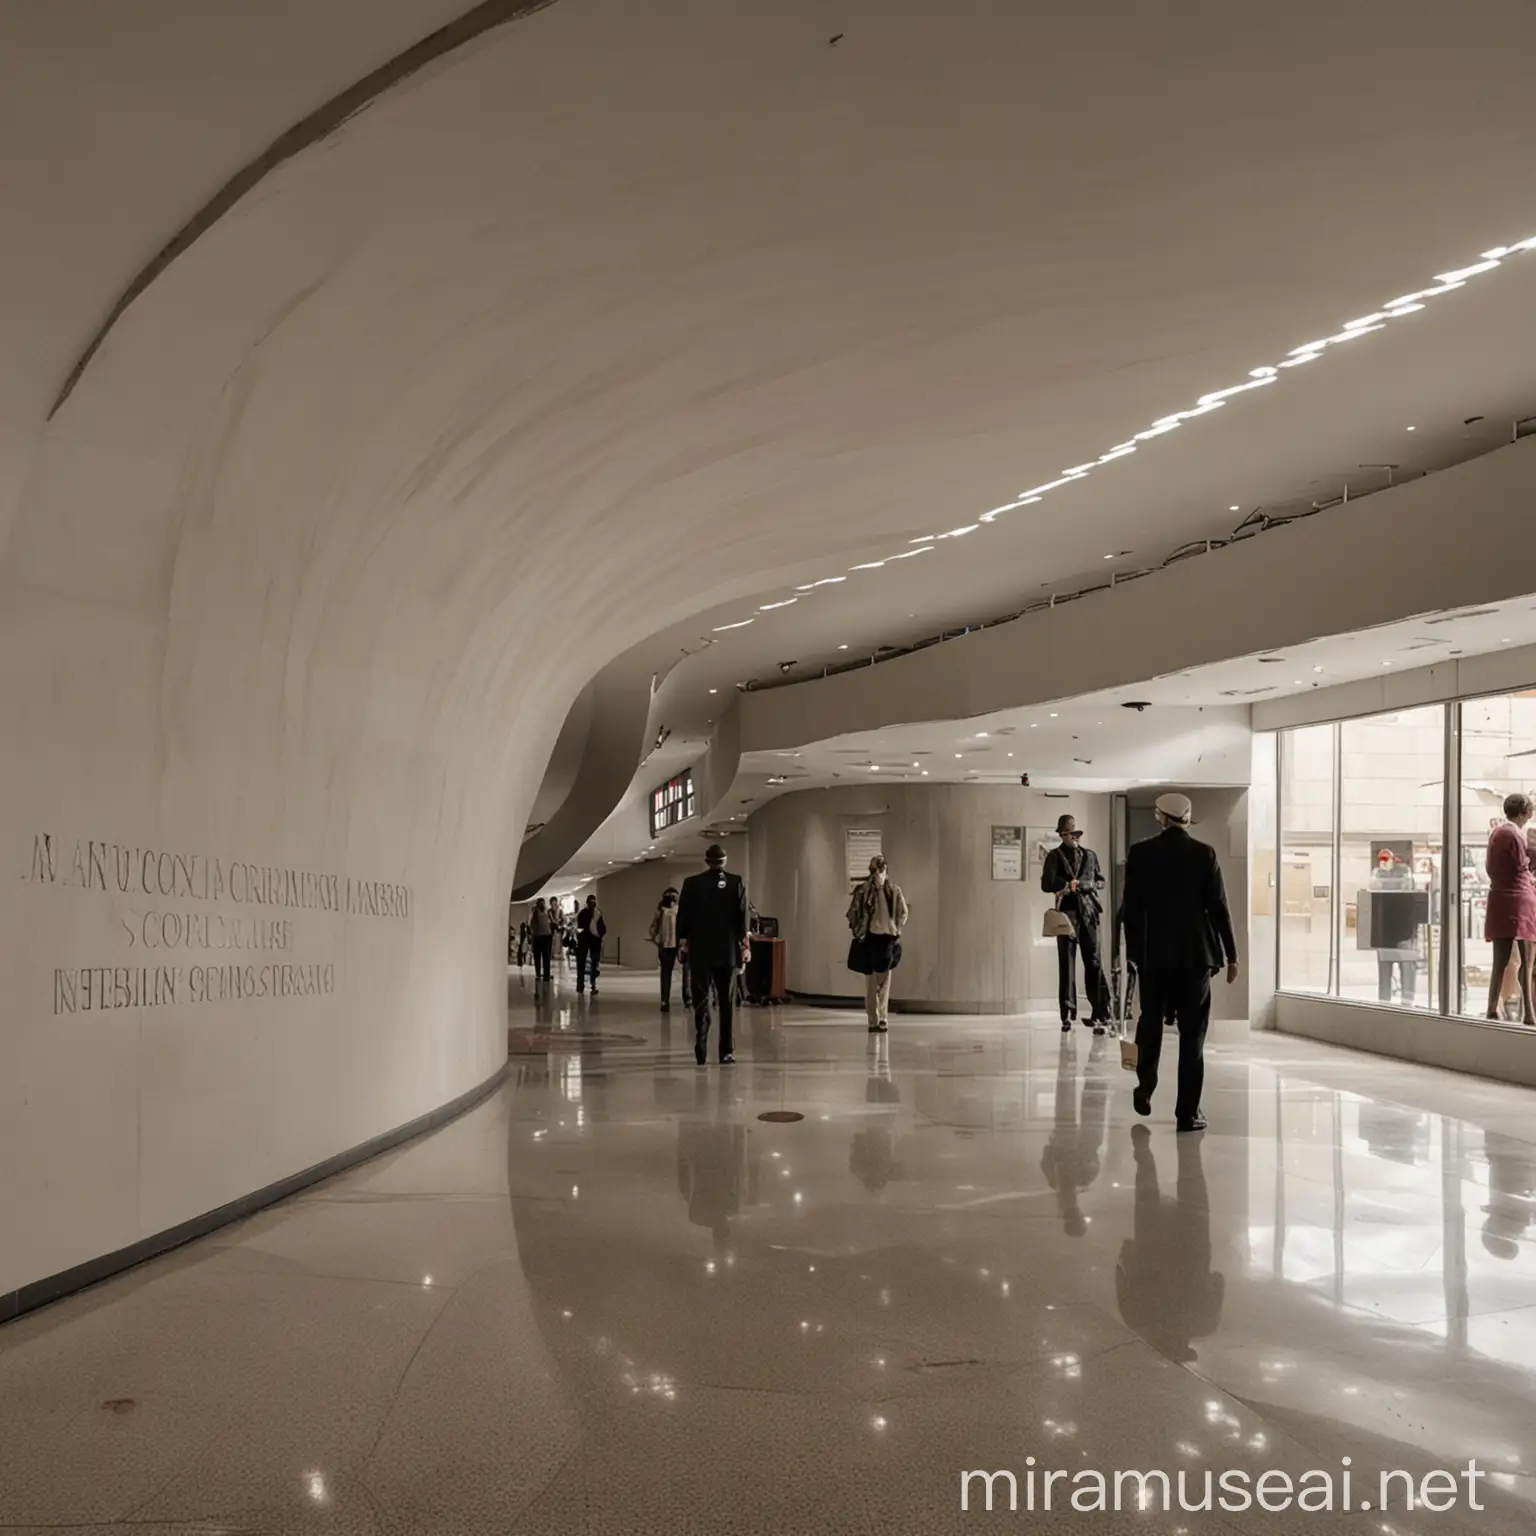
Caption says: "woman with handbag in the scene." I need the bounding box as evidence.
[1041,814,1111,1035]
[847,855,909,1034]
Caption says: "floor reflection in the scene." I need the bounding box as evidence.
[1116,1126,1223,1362]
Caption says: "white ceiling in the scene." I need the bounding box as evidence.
[558,592,1536,884]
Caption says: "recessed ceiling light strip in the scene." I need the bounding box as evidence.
[708,232,1536,631]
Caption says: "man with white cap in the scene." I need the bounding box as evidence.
[1121,792,1239,1132]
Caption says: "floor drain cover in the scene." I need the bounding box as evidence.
[758,1111,805,1123]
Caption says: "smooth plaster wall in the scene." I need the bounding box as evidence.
[748,785,1110,1012]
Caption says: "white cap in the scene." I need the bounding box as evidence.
[1155,792,1193,824]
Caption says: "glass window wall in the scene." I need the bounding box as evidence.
[1278,724,1336,994]
[1275,686,1536,1026]
[1336,706,1444,1011]
[1460,691,1536,1021]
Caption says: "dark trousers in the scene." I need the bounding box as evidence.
[691,961,736,1059]
[1135,967,1212,1121]
[576,935,602,989]
[531,935,554,980]
[659,947,679,1006]
[1056,919,1110,1022]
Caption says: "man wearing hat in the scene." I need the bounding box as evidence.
[1121,793,1239,1132]
[677,843,752,1065]
[1041,812,1112,1034]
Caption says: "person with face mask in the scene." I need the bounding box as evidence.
[847,855,909,1034]
[649,885,681,1011]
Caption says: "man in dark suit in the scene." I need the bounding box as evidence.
[677,843,751,1065]
[1122,794,1239,1132]
[1041,813,1111,1034]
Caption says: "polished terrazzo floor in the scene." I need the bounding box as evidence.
[5,965,1536,1533]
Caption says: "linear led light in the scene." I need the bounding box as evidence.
[710,230,1536,634]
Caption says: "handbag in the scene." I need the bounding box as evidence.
[1042,894,1075,940]
[1119,965,1139,1072]
[1042,847,1081,940]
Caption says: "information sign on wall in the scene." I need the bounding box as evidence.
[845,827,883,886]
[650,769,696,837]
[991,825,1024,881]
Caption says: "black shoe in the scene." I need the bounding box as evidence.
[1061,1020,1072,1033]
[590,986,598,996]
[721,1053,736,1065]
[661,1002,670,1013]
[1176,1114,1208,1133]
[875,1022,889,1034]
[1092,1022,1108,1037]
[694,1031,707,1066]
[1132,1089,1152,1118]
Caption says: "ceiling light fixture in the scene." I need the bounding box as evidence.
[1406,425,1416,432]
[1229,504,1240,512]
[710,231,1536,630]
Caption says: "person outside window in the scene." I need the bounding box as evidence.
[1484,792,1536,1026]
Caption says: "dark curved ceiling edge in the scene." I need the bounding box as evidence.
[48,0,561,419]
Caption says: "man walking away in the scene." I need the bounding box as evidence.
[1041,813,1112,1034]
[575,894,606,994]
[1122,794,1239,1132]
[677,843,751,1065]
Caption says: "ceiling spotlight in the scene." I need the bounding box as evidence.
[1229,504,1240,512]
[1049,712,1059,718]
[869,764,881,771]
[1312,665,1324,673]
[1502,637,1513,644]
[838,644,849,650]
[955,753,963,759]
[976,731,990,738]
[709,688,718,694]
[1406,425,1416,431]
[921,770,929,776]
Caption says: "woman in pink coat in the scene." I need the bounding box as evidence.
[1485,792,1536,1025]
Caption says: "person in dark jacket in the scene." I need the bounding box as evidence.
[1041,813,1111,1033]
[575,894,607,994]
[676,843,751,1065]
[1122,794,1239,1132]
